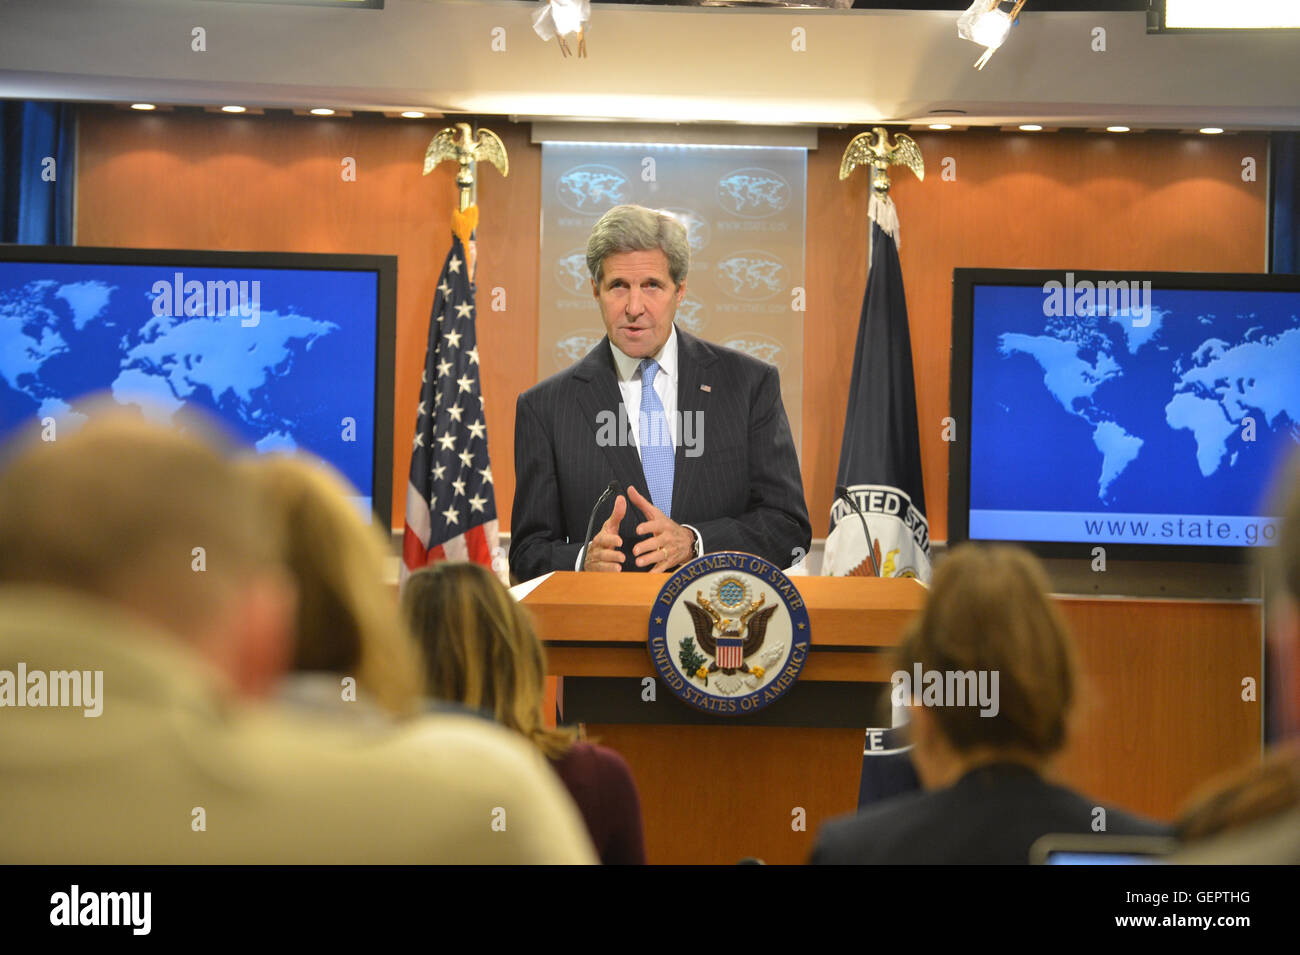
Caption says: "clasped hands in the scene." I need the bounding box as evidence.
[583,485,694,573]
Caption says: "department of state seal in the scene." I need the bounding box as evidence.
[647,552,811,715]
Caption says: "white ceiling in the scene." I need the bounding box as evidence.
[1,0,1297,129]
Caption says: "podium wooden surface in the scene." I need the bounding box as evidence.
[524,572,1262,866]
[524,572,926,864]
[526,571,927,683]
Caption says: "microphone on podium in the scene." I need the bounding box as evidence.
[835,484,882,578]
[579,480,620,570]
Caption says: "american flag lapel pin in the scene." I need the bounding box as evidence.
[700,384,711,393]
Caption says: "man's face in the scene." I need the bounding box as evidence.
[592,248,685,360]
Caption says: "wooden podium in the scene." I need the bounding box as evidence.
[522,572,926,864]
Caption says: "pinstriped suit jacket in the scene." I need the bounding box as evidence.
[509,327,811,582]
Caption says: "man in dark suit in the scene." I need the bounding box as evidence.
[509,204,810,582]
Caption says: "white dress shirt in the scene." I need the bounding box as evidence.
[576,327,702,569]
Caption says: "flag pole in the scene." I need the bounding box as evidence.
[825,127,930,581]
[833,126,932,808]
[402,124,510,586]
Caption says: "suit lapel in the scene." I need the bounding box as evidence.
[573,337,648,496]
[671,329,717,519]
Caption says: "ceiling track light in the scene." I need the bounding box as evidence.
[957,0,1028,71]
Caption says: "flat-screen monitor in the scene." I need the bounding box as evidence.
[1030,834,1177,865]
[0,245,396,524]
[950,269,1300,560]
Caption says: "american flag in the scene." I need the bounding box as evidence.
[401,220,501,582]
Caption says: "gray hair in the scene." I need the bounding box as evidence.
[586,204,690,288]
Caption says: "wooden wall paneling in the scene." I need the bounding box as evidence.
[75,106,457,530]
[803,130,1268,542]
[1056,598,1262,821]
[74,113,1269,541]
[473,123,543,537]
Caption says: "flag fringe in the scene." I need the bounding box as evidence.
[450,204,479,249]
[868,193,900,247]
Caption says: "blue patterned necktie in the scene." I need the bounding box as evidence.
[638,358,675,515]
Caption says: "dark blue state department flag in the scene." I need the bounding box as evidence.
[822,194,932,583]
[402,206,503,583]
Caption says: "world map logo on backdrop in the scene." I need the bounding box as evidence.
[554,329,606,368]
[675,296,707,334]
[663,208,711,253]
[556,164,629,214]
[0,276,339,455]
[715,251,787,301]
[722,333,786,371]
[554,249,592,296]
[716,168,791,219]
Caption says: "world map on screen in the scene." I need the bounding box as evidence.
[970,284,1300,528]
[0,262,378,500]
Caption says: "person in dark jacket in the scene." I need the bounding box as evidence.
[811,544,1167,865]
[403,561,646,865]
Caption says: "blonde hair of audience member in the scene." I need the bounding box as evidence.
[1174,451,1300,842]
[0,407,294,699]
[241,454,424,718]
[897,544,1079,791]
[1177,742,1300,841]
[1265,449,1300,740]
[402,561,578,759]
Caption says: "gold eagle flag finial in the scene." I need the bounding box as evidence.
[839,127,925,199]
[423,122,510,214]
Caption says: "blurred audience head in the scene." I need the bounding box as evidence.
[896,544,1078,788]
[402,561,576,758]
[1177,743,1300,842]
[1265,450,1300,740]
[240,453,423,718]
[0,405,294,697]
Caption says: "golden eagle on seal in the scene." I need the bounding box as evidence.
[685,591,779,676]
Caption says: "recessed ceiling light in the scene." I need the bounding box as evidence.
[1019,124,1043,132]
[1199,126,1225,135]
[309,108,335,116]
[400,111,426,119]
[1106,125,1131,133]
[221,105,246,114]
[130,103,156,111]
[929,123,953,131]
